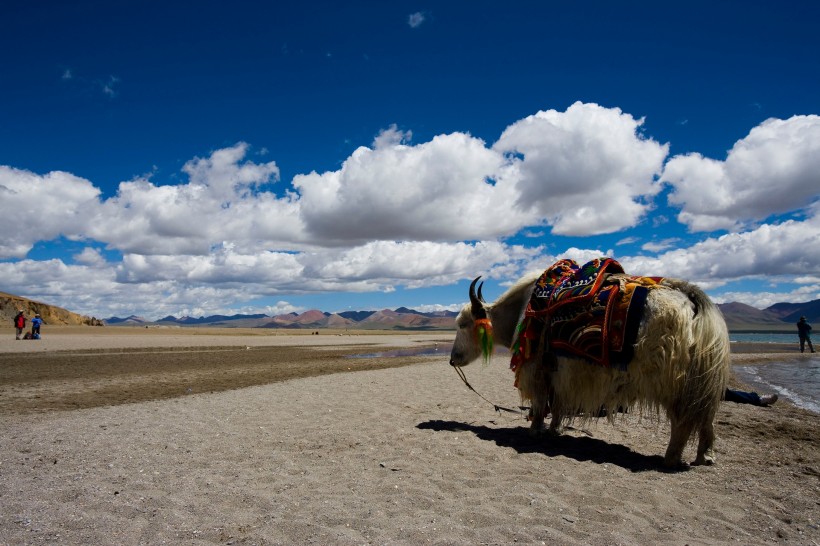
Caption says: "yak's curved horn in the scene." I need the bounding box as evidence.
[477,282,486,304]
[469,276,481,307]
[469,276,487,319]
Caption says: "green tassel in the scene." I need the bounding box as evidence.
[478,324,493,364]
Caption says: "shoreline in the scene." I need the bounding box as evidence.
[0,330,813,414]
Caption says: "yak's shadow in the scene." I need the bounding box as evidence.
[416,419,680,473]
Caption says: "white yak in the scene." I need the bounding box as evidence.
[449,264,730,468]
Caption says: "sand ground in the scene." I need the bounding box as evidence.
[1,327,818,545]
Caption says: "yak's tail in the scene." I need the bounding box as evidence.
[664,278,730,427]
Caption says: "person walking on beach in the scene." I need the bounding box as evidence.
[30,313,43,339]
[797,316,815,353]
[13,309,26,340]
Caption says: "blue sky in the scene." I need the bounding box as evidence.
[1,1,819,320]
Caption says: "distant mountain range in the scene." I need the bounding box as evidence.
[104,299,820,332]
[4,290,819,332]
[716,299,820,332]
[103,306,459,330]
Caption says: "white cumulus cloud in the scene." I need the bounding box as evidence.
[85,143,305,256]
[664,114,820,232]
[494,101,668,235]
[294,130,522,243]
[621,211,820,283]
[0,166,102,258]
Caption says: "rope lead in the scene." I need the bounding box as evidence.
[453,365,527,415]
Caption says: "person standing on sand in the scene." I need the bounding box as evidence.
[797,316,815,353]
[31,313,43,338]
[13,309,26,340]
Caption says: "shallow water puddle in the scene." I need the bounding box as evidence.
[347,344,452,359]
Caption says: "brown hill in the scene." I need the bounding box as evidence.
[765,299,820,323]
[359,309,453,330]
[290,310,331,325]
[716,302,800,332]
[1,291,104,327]
[265,310,356,329]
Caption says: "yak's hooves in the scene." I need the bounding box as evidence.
[662,459,689,470]
[528,426,559,438]
[692,456,716,466]
[692,449,717,466]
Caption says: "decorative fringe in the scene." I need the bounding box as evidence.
[475,318,494,364]
[510,318,536,373]
[510,320,526,372]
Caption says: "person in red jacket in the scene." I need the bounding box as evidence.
[13,309,26,340]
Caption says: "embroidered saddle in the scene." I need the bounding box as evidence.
[511,258,663,372]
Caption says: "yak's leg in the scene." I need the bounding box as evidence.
[528,392,549,435]
[530,397,548,436]
[521,358,553,436]
[663,418,693,468]
[547,411,562,436]
[693,421,716,466]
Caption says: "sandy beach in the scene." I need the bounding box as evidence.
[1,327,818,545]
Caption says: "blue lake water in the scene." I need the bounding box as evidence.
[729,333,820,413]
[346,345,449,359]
[731,357,820,414]
[729,332,800,344]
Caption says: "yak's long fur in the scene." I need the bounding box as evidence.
[449,272,730,468]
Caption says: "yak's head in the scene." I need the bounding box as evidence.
[449,277,494,367]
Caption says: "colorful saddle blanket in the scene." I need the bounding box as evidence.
[511,258,663,372]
